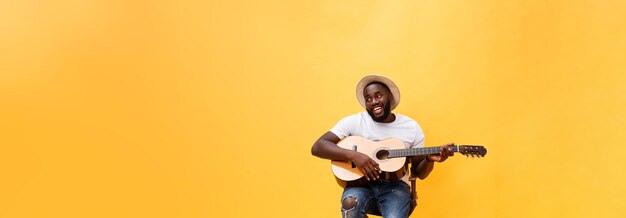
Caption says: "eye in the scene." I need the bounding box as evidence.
[376,94,382,98]
[366,98,371,102]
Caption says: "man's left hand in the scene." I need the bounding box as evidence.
[426,143,455,162]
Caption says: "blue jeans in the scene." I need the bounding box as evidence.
[341,179,411,218]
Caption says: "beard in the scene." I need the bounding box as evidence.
[367,101,392,122]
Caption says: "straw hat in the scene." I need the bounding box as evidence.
[355,74,400,110]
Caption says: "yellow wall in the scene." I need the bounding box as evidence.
[1,0,625,217]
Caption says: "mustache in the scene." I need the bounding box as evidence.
[367,102,391,122]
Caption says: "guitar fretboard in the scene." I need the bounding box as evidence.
[388,146,460,158]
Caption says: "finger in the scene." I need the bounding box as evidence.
[438,156,446,162]
[371,160,381,172]
[448,144,455,156]
[361,167,371,181]
[367,164,379,180]
[363,163,375,180]
[370,160,381,175]
[431,155,441,162]
[367,159,379,177]
[446,146,453,156]
[439,148,448,162]
[358,163,371,180]
[427,154,438,162]
[441,147,448,158]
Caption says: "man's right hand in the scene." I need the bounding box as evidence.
[350,152,381,181]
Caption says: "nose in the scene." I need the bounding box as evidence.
[370,98,379,105]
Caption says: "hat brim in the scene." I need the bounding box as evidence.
[356,75,400,110]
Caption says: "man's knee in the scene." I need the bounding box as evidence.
[342,196,358,210]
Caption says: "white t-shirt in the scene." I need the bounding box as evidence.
[329,111,425,183]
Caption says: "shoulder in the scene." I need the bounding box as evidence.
[339,112,372,121]
[393,113,424,133]
[340,112,364,121]
[334,112,367,126]
[394,113,425,147]
[330,112,368,138]
[394,113,420,126]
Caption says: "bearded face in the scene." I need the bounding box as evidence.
[363,83,394,123]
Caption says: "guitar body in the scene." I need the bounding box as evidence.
[331,136,407,181]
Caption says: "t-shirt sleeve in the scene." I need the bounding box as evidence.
[411,123,425,148]
[329,115,357,139]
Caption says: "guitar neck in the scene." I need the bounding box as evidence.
[388,146,460,158]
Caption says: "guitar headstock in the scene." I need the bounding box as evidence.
[458,145,487,157]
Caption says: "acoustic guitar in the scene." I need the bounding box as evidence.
[332,136,487,182]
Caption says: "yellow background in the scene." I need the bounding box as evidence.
[1,0,625,217]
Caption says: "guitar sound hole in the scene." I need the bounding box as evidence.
[376,150,389,160]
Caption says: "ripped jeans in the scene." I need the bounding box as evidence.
[340,179,411,218]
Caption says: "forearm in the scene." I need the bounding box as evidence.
[311,139,356,161]
[411,156,434,179]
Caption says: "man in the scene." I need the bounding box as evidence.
[311,75,454,218]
